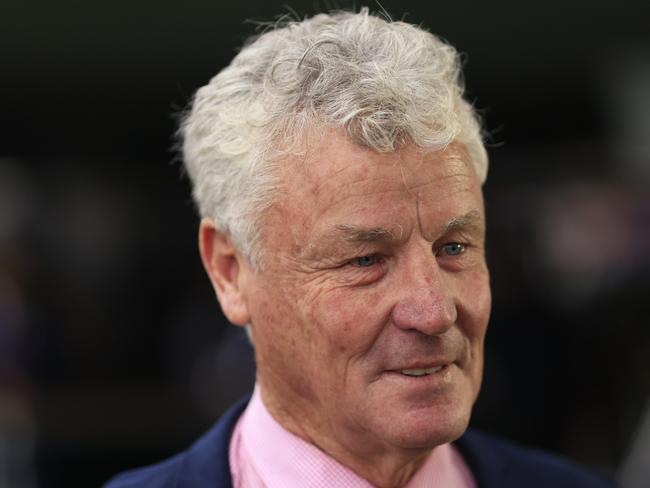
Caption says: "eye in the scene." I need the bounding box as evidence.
[439,242,466,256]
[351,254,378,267]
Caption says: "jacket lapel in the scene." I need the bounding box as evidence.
[454,430,507,488]
[176,396,250,488]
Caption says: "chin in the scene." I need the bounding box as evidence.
[384,400,473,449]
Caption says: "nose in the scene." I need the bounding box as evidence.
[390,250,457,336]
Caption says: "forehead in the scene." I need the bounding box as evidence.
[265,131,484,248]
[285,132,478,199]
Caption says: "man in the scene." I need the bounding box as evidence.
[105,9,615,488]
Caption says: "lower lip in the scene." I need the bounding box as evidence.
[384,364,453,384]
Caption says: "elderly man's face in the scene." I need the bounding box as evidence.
[239,130,490,454]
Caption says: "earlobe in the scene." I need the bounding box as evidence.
[198,218,251,326]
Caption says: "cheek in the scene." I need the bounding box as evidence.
[457,268,491,338]
[474,277,492,337]
[250,279,304,354]
[458,271,491,392]
[314,288,391,359]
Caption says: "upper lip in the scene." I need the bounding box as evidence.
[388,360,452,371]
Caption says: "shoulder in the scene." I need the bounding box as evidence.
[455,429,618,488]
[102,397,250,488]
[103,454,184,488]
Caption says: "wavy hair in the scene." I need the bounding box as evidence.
[180,8,488,268]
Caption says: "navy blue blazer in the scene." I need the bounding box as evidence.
[105,397,616,487]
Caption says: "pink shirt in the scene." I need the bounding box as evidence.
[229,386,477,487]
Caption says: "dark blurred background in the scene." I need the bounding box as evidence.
[1,0,649,487]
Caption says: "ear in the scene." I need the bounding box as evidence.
[198,218,251,326]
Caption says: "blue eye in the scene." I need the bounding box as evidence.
[442,243,465,256]
[352,255,377,267]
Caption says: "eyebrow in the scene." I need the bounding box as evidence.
[315,209,484,251]
[328,209,485,243]
[436,209,485,238]
[333,224,402,243]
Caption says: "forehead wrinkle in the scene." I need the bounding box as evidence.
[416,192,424,238]
[391,168,477,197]
[310,165,400,198]
[422,170,475,188]
[307,146,425,197]
[325,163,474,202]
[397,151,425,194]
[309,162,356,194]
[397,149,471,190]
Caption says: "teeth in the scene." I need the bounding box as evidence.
[400,366,444,377]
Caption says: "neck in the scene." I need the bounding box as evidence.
[257,379,434,488]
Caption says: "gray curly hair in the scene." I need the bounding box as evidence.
[180,8,488,268]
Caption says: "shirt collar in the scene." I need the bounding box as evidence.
[231,385,476,487]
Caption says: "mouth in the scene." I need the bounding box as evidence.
[399,365,446,377]
[378,362,456,393]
